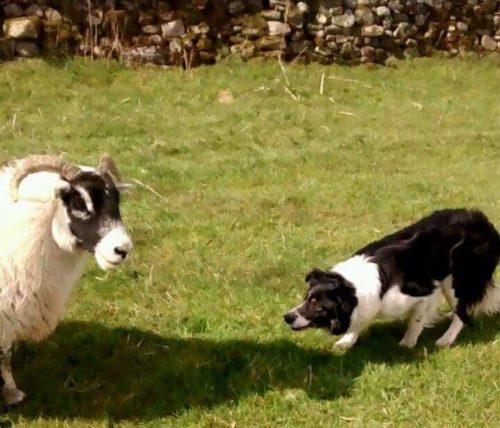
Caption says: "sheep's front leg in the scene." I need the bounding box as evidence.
[1,348,26,405]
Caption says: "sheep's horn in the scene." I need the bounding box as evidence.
[96,154,121,180]
[10,155,81,202]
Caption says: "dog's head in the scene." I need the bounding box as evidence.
[284,268,358,335]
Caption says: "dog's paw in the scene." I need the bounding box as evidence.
[399,337,417,348]
[334,340,353,350]
[435,335,454,347]
[334,333,358,350]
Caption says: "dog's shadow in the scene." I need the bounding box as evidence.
[8,317,499,422]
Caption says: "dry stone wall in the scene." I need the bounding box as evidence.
[1,1,499,66]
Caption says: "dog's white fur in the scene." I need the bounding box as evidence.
[330,255,443,349]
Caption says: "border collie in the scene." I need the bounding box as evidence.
[284,209,500,349]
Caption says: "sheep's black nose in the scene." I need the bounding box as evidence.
[114,247,129,259]
[284,312,297,324]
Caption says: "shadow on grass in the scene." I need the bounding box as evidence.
[8,316,499,422]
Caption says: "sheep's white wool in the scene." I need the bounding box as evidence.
[0,167,87,347]
[95,225,133,270]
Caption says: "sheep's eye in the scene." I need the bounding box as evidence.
[71,195,87,212]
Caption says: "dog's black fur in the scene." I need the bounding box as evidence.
[293,269,358,334]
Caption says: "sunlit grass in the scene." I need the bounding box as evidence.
[0,56,499,427]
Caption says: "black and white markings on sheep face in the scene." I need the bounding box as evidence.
[284,269,358,335]
[57,171,132,270]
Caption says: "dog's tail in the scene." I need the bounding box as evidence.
[471,281,500,316]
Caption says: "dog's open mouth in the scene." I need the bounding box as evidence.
[290,323,310,331]
[291,326,307,331]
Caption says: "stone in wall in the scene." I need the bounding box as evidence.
[3,16,41,39]
[0,36,15,59]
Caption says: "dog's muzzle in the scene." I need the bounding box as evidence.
[284,309,310,331]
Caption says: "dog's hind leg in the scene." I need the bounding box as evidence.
[435,312,464,347]
[400,288,441,348]
[436,276,467,347]
[440,276,457,313]
[399,289,440,348]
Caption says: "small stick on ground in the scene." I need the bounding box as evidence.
[437,104,448,126]
[412,102,423,111]
[435,30,445,48]
[328,75,372,89]
[132,178,168,203]
[284,86,298,102]
[278,53,291,87]
[6,72,15,93]
[320,73,325,95]
[290,45,308,65]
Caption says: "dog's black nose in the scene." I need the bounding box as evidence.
[284,312,297,324]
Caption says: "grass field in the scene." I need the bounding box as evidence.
[0,56,499,427]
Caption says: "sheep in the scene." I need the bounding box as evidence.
[0,154,133,404]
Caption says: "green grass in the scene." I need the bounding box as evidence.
[0,56,499,427]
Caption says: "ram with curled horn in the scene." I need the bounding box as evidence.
[0,153,133,404]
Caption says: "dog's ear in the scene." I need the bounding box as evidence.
[329,281,357,314]
[305,268,327,284]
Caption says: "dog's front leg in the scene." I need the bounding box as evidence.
[334,331,360,350]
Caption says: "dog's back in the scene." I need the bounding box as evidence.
[356,208,500,260]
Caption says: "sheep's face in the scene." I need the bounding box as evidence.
[52,171,132,270]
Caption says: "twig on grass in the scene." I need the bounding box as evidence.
[183,48,194,71]
[284,85,298,101]
[132,178,168,203]
[278,53,291,87]
[290,45,308,65]
[5,72,15,93]
[339,416,359,422]
[320,72,325,95]
[278,48,300,101]
[412,102,423,111]
[437,103,449,126]
[435,30,445,48]
[328,75,372,89]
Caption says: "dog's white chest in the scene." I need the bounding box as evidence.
[379,286,421,318]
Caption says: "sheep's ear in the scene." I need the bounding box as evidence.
[116,182,133,193]
[54,180,71,198]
